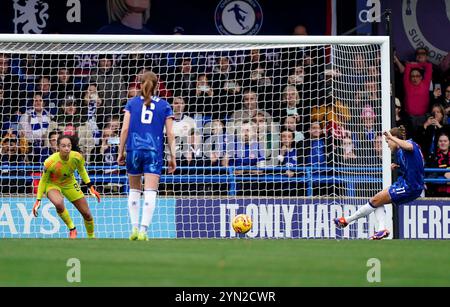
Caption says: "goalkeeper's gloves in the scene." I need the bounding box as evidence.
[87,183,101,203]
[32,199,41,217]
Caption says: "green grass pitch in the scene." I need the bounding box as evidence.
[0,239,449,286]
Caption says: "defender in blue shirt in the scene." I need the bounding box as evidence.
[118,71,176,241]
[334,126,424,240]
[124,94,173,175]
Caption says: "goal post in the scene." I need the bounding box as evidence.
[0,34,391,239]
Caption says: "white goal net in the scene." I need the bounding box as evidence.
[0,35,391,239]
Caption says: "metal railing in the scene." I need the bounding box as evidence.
[1,164,448,196]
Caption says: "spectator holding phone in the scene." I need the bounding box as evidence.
[415,103,450,161]
[426,133,450,196]
[432,84,450,123]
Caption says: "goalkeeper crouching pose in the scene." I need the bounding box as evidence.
[32,135,101,239]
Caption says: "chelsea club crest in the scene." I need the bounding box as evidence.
[401,0,449,64]
[13,0,49,34]
[215,0,263,35]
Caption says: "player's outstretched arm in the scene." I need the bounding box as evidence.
[77,155,101,203]
[33,169,50,217]
[384,131,413,151]
[118,111,130,166]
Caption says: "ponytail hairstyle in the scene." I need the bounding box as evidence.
[390,125,407,140]
[57,134,81,154]
[141,71,158,107]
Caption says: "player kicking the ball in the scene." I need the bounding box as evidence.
[334,126,425,240]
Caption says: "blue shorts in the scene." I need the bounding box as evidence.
[126,150,163,176]
[388,183,422,205]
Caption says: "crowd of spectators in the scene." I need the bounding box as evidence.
[0,42,449,197]
[393,47,450,196]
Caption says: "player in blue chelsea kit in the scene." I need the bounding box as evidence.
[334,126,425,240]
[118,71,176,241]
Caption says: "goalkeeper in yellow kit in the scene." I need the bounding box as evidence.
[32,135,101,238]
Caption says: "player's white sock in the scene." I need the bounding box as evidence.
[346,202,377,224]
[374,206,386,231]
[140,189,157,232]
[128,189,141,230]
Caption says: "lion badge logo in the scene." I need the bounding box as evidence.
[13,0,49,34]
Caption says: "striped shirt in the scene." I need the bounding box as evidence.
[19,108,51,142]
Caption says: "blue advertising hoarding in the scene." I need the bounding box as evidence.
[2,197,448,239]
[398,199,450,239]
[0,197,392,239]
[0,197,176,238]
[175,198,392,239]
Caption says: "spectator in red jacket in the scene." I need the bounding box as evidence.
[403,49,433,128]
[427,133,450,196]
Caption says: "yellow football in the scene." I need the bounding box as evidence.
[232,214,253,234]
